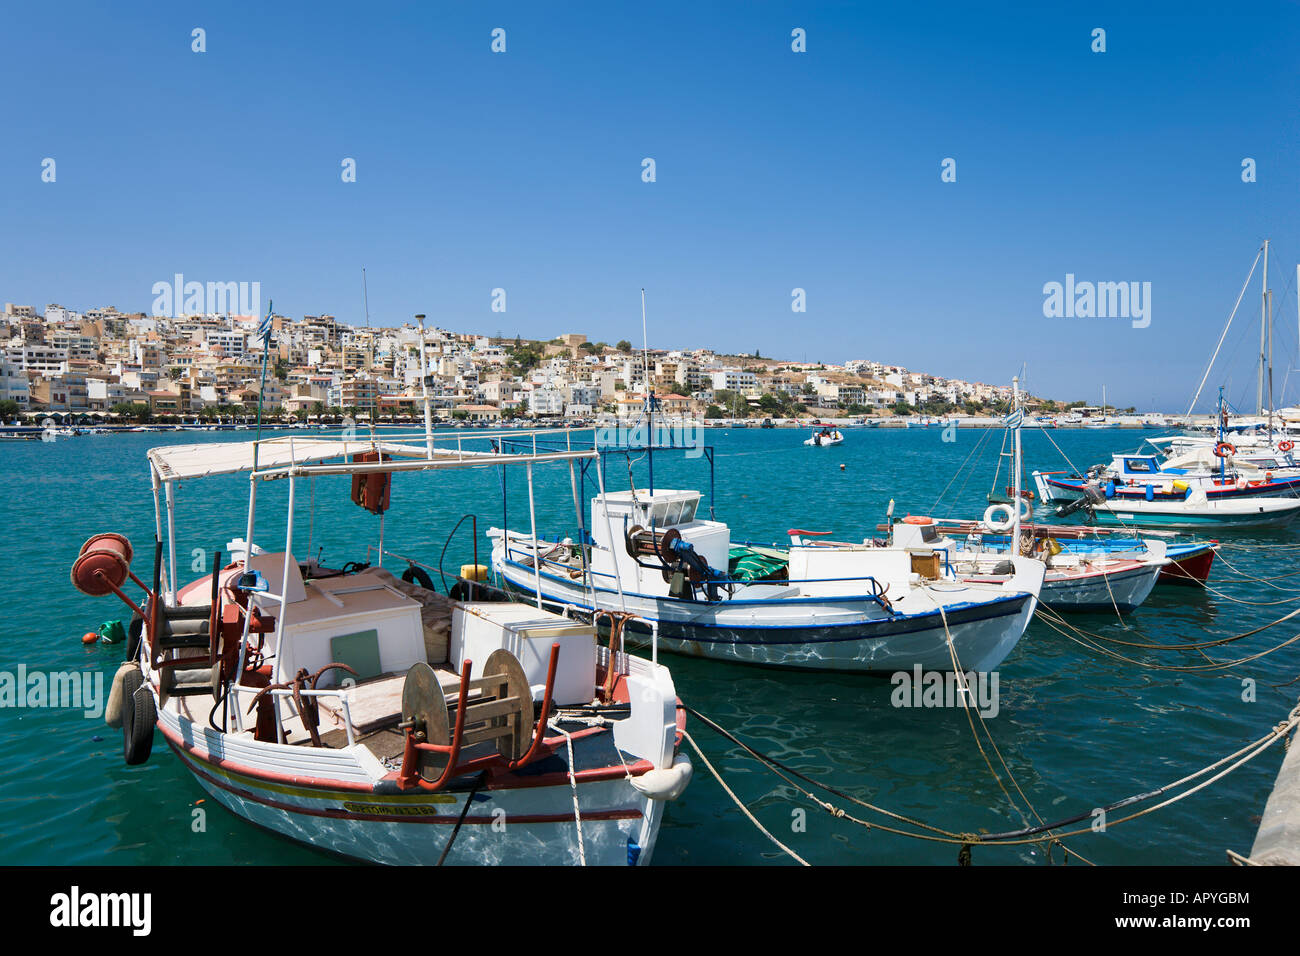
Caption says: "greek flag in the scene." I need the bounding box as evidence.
[257,309,273,345]
[1004,409,1024,428]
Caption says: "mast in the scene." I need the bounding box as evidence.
[1012,376,1022,545]
[415,313,433,458]
[1268,288,1274,440]
[1259,239,1270,414]
[1218,386,1226,483]
[641,288,654,495]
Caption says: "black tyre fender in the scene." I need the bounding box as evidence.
[121,670,156,766]
[125,614,143,663]
[401,564,436,592]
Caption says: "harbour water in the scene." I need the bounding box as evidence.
[2,425,1295,865]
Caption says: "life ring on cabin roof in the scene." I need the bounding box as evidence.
[1279,440,1295,452]
[903,515,934,525]
[1214,441,1236,458]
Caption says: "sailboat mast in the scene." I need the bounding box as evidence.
[1012,376,1022,545]
[1259,239,1270,414]
[1268,288,1274,440]
[415,313,433,458]
[641,288,653,495]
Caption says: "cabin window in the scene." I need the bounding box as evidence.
[1124,458,1154,473]
[680,499,698,523]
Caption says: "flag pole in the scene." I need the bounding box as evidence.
[253,299,274,470]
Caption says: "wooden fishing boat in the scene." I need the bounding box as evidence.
[72,431,691,866]
[490,486,1043,673]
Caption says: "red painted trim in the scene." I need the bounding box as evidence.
[172,743,643,827]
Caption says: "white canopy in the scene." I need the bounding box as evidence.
[148,438,431,482]
[148,433,597,482]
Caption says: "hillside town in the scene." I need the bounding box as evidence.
[0,301,1038,425]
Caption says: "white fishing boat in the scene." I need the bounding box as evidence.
[489,474,1044,673]
[73,429,691,866]
[1033,394,1300,529]
[891,517,1168,613]
[900,381,1167,613]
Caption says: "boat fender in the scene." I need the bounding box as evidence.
[401,564,436,592]
[104,662,138,728]
[982,503,1015,533]
[121,669,156,765]
[629,754,693,801]
[1144,484,1155,501]
[1236,477,1247,490]
[1105,480,1116,498]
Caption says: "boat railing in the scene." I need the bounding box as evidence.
[227,682,358,747]
[501,542,896,611]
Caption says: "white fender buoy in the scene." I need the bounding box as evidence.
[104,661,137,728]
[630,754,694,801]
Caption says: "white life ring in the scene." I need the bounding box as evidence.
[982,503,1016,533]
[1017,496,1034,521]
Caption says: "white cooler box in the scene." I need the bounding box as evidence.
[450,603,598,706]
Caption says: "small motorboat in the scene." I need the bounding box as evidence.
[804,428,844,447]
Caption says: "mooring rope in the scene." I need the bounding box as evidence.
[683,700,1300,854]
[681,729,810,865]
[939,604,1092,865]
[1034,604,1300,673]
[548,719,587,866]
[1211,547,1300,593]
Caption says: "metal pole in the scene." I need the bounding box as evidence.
[164,480,177,600]
[1268,289,1274,441]
[570,459,595,610]
[1011,376,1022,547]
[595,454,627,614]
[416,314,433,458]
[526,462,543,610]
[1260,240,1269,415]
[281,473,296,613]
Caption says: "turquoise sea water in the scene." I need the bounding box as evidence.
[2,425,1297,866]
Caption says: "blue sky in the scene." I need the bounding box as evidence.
[2,2,1297,411]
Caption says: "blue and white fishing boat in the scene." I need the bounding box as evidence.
[489,486,1043,673]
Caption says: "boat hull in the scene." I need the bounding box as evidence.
[157,704,667,866]
[1039,562,1161,613]
[496,559,1035,673]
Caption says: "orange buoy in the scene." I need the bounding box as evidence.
[81,632,98,644]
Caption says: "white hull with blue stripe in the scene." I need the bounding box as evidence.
[489,488,1044,674]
